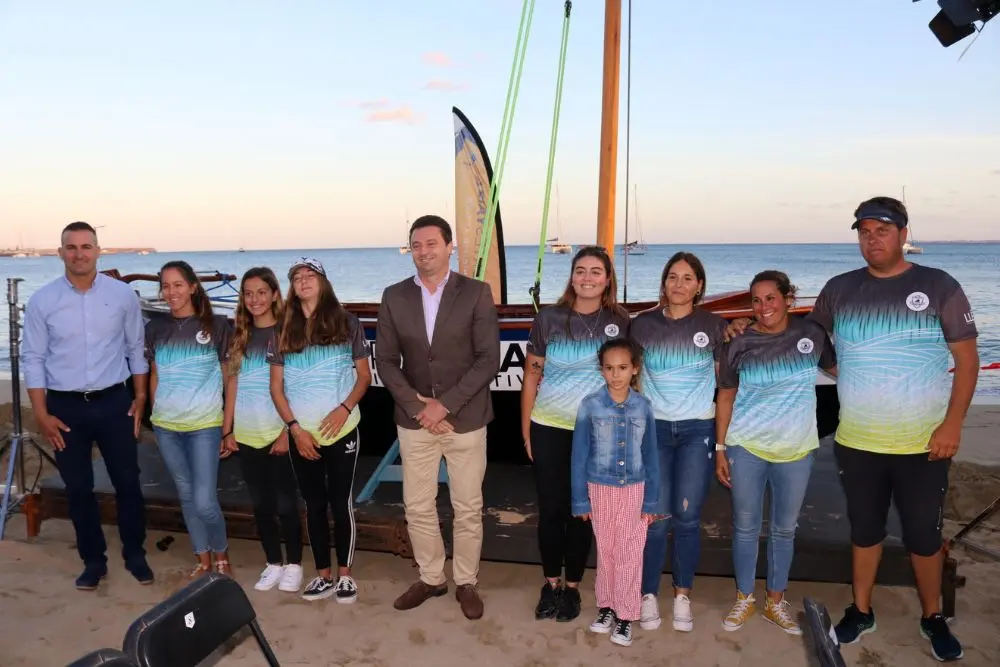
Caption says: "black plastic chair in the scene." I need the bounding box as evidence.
[122,572,279,667]
[66,648,138,667]
[803,597,847,667]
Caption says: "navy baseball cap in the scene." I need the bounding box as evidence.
[851,200,908,230]
[288,257,326,279]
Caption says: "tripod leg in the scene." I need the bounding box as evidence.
[1,436,20,540]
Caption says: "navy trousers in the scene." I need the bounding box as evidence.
[48,383,147,566]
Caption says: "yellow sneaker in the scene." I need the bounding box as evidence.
[722,592,756,631]
[763,596,802,636]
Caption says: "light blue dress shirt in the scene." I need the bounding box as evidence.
[21,273,149,391]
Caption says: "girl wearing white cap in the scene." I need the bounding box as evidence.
[268,257,372,602]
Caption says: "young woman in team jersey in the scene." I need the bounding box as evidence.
[629,251,727,633]
[715,270,836,636]
[145,260,233,577]
[269,257,371,603]
[521,245,630,622]
[221,267,304,594]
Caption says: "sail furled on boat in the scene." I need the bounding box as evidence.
[453,106,507,304]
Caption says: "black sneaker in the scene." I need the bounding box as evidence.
[334,575,358,604]
[834,603,876,645]
[126,557,154,585]
[556,586,581,622]
[920,613,963,662]
[75,564,108,591]
[301,576,336,602]
[534,582,561,620]
[610,619,633,647]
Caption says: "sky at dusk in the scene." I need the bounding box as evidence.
[1,0,997,251]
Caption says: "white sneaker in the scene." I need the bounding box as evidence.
[254,564,285,591]
[672,594,694,632]
[639,594,661,630]
[590,607,617,634]
[278,564,303,592]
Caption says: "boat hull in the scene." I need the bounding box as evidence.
[139,291,840,464]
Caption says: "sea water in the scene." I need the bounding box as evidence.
[2,242,998,396]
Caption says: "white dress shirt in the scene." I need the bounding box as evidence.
[414,271,450,345]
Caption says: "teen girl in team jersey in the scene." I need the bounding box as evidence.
[221,267,304,594]
[715,270,836,636]
[269,257,371,603]
[146,260,233,577]
[629,252,727,633]
[522,245,631,623]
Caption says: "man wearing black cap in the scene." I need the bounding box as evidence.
[807,196,978,662]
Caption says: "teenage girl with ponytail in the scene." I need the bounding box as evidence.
[145,260,234,577]
[221,267,304,593]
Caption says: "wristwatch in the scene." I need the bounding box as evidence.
[286,419,299,430]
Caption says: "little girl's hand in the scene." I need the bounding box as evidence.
[642,513,659,525]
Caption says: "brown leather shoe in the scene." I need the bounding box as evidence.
[456,584,484,620]
[393,581,448,611]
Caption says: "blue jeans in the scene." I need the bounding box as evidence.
[728,445,814,596]
[640,418,715,594]
[153,426,228,554]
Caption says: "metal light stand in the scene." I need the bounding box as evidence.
[1,277,57,540]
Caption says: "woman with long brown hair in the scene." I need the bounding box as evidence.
[521,245,631,622]
[220,267,303,593]
[630,251,727,633]
[268,257,371,603]
[145,260,233,577]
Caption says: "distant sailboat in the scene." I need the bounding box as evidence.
[901,186,924,255]
[620,185,646,255]
[547,184,572,254]
[399,208,411,254]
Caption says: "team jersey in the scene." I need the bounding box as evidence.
[267,313,369,446]
[146,314,231,432]
[225,325,285,449]
[809,264,978,455]
[527,304,631,431]
[629,307,727,421]
[718,317,836,463]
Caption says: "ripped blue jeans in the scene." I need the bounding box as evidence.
[728,445,814,595]
[640,418,715,594]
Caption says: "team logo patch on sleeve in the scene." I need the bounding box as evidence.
[905,291,930,312]
[604,324,620,337]
[692,331,710,348]
[796,338,815,354]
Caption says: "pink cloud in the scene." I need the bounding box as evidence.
[422,80,469,92]
[422,51,452,67]
[365,105,422,125]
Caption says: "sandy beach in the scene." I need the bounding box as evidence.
[2,396,999,665]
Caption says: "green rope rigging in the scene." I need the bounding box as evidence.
[529,1,573,310]
[474,0,536,281]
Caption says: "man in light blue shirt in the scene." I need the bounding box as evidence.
[21,221,152,590]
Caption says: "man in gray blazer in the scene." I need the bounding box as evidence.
[375,215,500,620]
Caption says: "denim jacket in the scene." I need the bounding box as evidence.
[570,387,660,516]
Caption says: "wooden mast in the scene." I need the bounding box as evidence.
[596,0,622,253]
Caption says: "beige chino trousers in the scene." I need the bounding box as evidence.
[397,425,487,587]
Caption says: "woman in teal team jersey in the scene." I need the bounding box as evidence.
[269,257,371,603]
[715,270,836,636]
[145,260,233,577]
[221,267,304,594]
[521,245,631,623]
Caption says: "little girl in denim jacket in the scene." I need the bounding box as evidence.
[571,338,660,647]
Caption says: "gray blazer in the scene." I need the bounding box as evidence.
[374,272,500,433]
